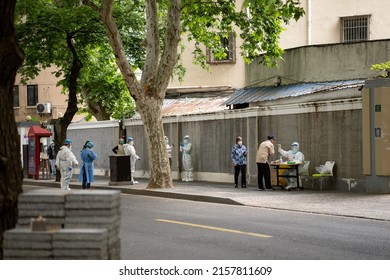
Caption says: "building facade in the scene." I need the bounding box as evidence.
[13,66,67,124]
[168,0,390,90]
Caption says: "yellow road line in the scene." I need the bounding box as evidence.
[156,219,272,238]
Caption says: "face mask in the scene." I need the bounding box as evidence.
[237,141,243,146]
[292,146,299,153]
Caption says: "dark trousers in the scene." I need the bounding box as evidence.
[234,164,247,187]
[257,162,271,189]
[82,166,90,190]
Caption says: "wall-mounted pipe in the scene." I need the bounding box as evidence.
[308,0,312,45]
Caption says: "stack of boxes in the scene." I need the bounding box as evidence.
[3,189,121,260]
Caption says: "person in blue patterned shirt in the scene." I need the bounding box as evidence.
[231,136,248,188]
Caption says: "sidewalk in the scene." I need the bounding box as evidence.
[23,177,390,221]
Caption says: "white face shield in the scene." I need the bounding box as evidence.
[291,142,299,153]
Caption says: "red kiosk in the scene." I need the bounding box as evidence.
[28,125,52,180]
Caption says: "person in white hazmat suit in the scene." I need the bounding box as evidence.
[165,136,174,167]
[180,135,193,182]
[278,142,305,190]
[55,139,79,191]
[123,136,141,184]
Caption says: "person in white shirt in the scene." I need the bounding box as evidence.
[55,139,78,191]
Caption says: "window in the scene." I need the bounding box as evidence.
[27,85,38,107]
[13,86,20,107]
[207,32,236,64]
[341,15,370,43]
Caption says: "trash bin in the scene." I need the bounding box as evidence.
[109,155,132,185]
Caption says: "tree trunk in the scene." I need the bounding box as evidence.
[0,0,25,259]
[81,86,111,121]
[54,33,82,181]
[84,0,180,188]
[138,97,173,189]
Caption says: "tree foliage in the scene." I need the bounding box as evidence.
[15,0,139,120]
[78,46,136,120]
[16,0,105,83]
[181,0,305,66]
[371,61,390,78]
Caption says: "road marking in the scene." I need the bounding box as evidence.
[156,219,272,238]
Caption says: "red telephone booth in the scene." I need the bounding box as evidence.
[27,125,52,180]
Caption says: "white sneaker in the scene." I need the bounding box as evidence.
[285,184,293,190]
[66,187,71,190]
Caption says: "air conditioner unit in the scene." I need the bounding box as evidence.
[36,103,51,114]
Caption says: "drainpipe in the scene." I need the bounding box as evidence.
[308,0,312,45]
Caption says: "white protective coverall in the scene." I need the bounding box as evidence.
[165,136,173,166]
[278,142,305,190]
[55,145,78,190]
[124,142,140,184]
[180,136,193,181]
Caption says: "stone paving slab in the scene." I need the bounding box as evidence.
[66,208,120,217]
[65,216,119,224]
[4,249,52,258]
[66,190,121,201]
[65,201,120,209]
[18,189,66,203]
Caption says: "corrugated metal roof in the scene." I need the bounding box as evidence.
[224,80,365,105]
[161,97,229,116]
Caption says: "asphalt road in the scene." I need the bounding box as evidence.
[120,194,390,260]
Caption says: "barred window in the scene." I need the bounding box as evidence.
[13,86,20,107]
[27,85,38,107]
[207,32,236,64]
[341,16,370,43]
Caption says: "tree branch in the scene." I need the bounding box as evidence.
[82,0,101,13]
[157,0,181,98]
[84,0,142,101]
[142,0,160,91]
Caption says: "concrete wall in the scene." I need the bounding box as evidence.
[67,97,366,191]
[279,0,390,49]
[246,40,390,87]
[67,121,120,176]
